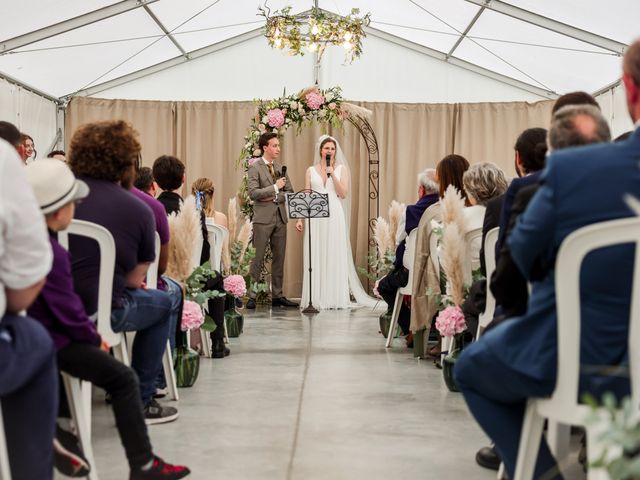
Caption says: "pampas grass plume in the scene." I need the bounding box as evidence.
[228,197,238,242]
[388,200,406,243]
[373,217,393,258]
[440,223,465,306]
[238,218,253,263]
[166,195,200,282]
[441,185,466,236]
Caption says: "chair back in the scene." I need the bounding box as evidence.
[477,226,500,339]
[553,217,640,414]
[399,229,418,295]
[58,219,120,348]
[205,221,228,271]
[146,233,161,288]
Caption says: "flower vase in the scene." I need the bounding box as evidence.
[442,334,463,392]
[224,295,243,338]
[174,331,200,388]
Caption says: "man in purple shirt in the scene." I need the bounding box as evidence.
[26,159,189,480]
[67,120,179,425]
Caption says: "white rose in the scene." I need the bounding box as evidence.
[298,107,305,115]
[261,115,268,123]
[325,92,334,101]
[318,109,327,118]
[290,101,298,109]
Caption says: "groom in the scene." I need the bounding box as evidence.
[246,132,298,309]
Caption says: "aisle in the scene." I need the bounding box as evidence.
[82,307,499,480]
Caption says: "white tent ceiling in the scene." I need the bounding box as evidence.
[1,0,637,101]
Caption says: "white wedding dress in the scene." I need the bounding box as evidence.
[301,165,351,309]
[300,136,381,310]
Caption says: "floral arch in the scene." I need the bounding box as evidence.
[237,86,380,282]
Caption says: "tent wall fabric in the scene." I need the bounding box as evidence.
[66,95,552,297]
[595,83,635,138]
[0,78,58,157]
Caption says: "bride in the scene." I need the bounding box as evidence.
[295,135,378,309]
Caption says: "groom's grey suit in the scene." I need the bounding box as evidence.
[248,159,293,299]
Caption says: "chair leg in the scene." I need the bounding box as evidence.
[385,291,402,348]
[0,403,11,480]
[514,400,545,480]
[62,374,99,480]
[547,421,571,465]
[497,463,504,480]
[162,341,179,401]
[112,342,130,366]
[223,317,229,345]
[200,329,212,358]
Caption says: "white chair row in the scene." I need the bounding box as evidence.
[514,217,640,480]
[0,403,11,480]
[476,226,500,340]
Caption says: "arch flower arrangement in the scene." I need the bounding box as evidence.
[236,85,370,217]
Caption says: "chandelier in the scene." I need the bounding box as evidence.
[259,4,371,64]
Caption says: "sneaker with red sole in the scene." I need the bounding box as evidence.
[130,456,190,480]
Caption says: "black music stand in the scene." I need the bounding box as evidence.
[286,189,330,314]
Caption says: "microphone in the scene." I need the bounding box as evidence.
[281,165,287,178]
[325,154,331,177]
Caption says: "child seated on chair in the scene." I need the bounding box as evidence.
[25,159,190,480]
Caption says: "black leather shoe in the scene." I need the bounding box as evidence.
[272,297,299,308]
[246,298,256,309]
[476,445,501,471]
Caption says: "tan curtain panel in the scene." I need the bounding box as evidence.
[65,96,554,298]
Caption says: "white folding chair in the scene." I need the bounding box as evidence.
[0,403,11,480]
[146,233,179,401]
[514,217,640,480]
[386,229,418,348]
[477,226,500,340]
[58,219,119,480]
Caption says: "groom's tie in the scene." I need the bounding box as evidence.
[267,162,277,182]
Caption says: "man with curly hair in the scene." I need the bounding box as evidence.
[67,120,179,425]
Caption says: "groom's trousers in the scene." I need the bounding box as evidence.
[250,215,287,299]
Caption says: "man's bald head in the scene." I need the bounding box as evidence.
[548,104,611,151]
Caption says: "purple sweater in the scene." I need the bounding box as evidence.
[28,233,100,351]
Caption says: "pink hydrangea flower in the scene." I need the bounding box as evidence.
[305,90,325,110]
[181,300,204,331]
[435,305,466,337]
[266,108,285,128]
[224,274,247,298]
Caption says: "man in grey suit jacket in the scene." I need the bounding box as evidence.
[246,133,298,309]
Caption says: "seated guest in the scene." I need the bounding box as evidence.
[191,177,228,228]
[0,138,57,480]
[153,155,185,215]
[135,166,158,197]
[0,121,27,160]
[26,159,190,480]
[461,162,508,272]
[130,161,183,396]
[491,104,612,320]
[67,120,179,424]
[47,150,67,162]
[436,154,470,205]
[377,168,439,336]
[455,40,640,480]
[20,132,35,163]
[480,128,547,274]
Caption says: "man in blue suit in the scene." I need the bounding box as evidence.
[455,39,640,480]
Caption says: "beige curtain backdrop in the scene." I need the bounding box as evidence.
[65,96,553,298]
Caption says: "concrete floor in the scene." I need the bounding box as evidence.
[64,306,585,480]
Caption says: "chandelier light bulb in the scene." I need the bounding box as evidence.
[342,41,353,50]
[274,28,280,37]
[308,42,318,52]
[275,38,283,47]
[311,24,319,35]
[343,31,353,41]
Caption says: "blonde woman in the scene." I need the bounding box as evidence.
[191,177,228,228]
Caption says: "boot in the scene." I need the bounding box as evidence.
[211,331,230,358]
[207,295,230,358]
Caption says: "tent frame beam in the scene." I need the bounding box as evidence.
[366,26,557,99]
[0,0,159,54]
[464,0,626,55]
[62,27,264,99]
